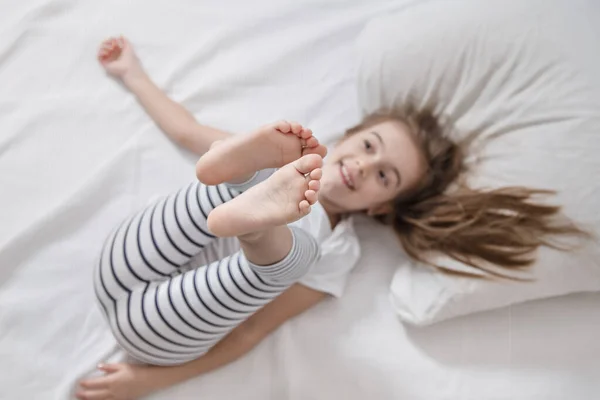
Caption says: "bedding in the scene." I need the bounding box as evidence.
[1,0,599,399]
[356,0,600,325]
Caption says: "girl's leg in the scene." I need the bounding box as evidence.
[95,155,322,365]
[95,167,276,299]
[93,170,276,360]
[96,118,320,297]
[96,226,317,365]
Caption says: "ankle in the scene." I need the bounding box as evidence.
[227,172,256,185]
[238,226,293,266]
[238,224,292,244]
[238,230,269,244]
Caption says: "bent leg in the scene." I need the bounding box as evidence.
[98,226,318,366]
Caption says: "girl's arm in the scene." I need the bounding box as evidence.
[98,36,231,155]
[77,284,327,400]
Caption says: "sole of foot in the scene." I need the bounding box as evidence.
[195,120,327,186]
[206,154,323,237]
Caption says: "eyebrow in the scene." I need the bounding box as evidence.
[370,131,402,188]
[371,131,384,146]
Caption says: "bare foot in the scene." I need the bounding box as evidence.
[195,120,327,186]
[207,154,323,237]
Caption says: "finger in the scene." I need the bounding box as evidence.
[98,48,111,58]
[106,49,121,62]
[98,53,113,64]
[309,168,322,180]
[101,38,115,47]
[98,363,120,373]
[76,389,111,400]
[308,180,320,192]
[79,377,109,390]
[304,190,318,205]
[289,121,303,135]
[102,39,118,51]
[274,120,291,133]
[98,47,112,60]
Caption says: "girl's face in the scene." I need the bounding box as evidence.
[319,119,427,216]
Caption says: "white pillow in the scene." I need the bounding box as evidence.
[356,0,600,325]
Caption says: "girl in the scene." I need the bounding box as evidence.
[77,37,583,400]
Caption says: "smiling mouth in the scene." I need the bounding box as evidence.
[339,162,355,190]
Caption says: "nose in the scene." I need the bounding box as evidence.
[355,158,376,177]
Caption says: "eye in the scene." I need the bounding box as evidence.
[379,170,389,186]
[363,139,372,151]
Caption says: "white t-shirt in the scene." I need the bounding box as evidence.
[292,202,361,297]
[186,201,361,298]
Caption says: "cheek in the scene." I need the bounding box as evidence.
[328,141,357,159]
[362,182,393,203]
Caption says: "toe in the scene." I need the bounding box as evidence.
[293,154,323,175]
[303,140,328,158]
[305,190,318,204]
[309,167,322,180]
[274,120,291,133]
[308,179,320,192]
[316,144,328,158]
[290,121,303,135]
[300,128,313,139]
[304,136,319,147]
[299,200,311,215]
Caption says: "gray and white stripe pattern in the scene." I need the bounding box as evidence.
[94,175,319,366]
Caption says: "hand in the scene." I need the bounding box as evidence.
[97,36,145,84]
[77,363,157,400]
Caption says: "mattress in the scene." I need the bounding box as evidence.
[1,0,598,399]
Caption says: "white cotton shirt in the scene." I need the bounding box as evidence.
[185,201,361,298]
[292,202,361,298]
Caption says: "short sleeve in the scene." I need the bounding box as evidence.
[299,217,361,297]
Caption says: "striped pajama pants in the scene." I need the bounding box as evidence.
[94,172,319,366]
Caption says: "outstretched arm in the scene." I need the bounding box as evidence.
[77,284,327,400]
[98,36,231,155]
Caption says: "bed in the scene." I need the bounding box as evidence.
[1,0,599,399]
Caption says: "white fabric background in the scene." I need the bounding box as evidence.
[1,0,599,399]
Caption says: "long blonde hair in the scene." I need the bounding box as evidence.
[346,108,589,276]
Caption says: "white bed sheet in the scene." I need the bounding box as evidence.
[0,0,598,399]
